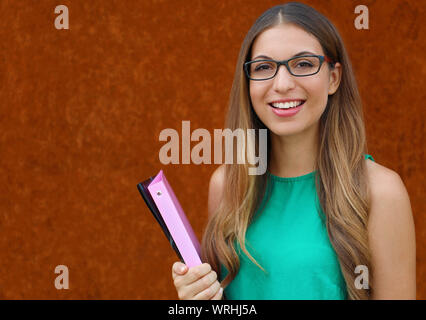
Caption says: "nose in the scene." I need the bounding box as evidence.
[271,64,296,92]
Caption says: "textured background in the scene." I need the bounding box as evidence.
[0,0,424,299]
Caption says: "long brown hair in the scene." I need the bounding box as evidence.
[201,2,372,300]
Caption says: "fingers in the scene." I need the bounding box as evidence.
[192,280,222,300]
[174,263,212,287]
[210,286,224,300]
[172,262,221,300]
[188,269,217,294]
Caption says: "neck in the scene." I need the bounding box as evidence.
[268,124,319,178]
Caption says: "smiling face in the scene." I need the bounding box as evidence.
[249,23,341,138]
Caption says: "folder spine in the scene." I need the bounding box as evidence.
[148,170,202,268]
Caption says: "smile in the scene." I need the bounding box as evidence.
[269,100,305,109]
[268,100,305,118]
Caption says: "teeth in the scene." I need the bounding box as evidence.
[271,101,303,109]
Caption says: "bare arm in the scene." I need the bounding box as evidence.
[207,164,225,220]
[367,162,416,299]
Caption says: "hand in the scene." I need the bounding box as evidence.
[172,262,223,300]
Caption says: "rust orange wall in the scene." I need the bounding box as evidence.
[0,0,424,299]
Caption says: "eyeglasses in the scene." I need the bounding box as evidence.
[244,55,335,81]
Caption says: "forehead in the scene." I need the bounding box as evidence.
[251,24,324,59]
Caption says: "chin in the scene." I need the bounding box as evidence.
[268,121,315,138]
[269,125,302,137]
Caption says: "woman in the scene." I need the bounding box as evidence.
[171,2,416,300]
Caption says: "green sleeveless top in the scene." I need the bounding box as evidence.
[220,154,375,300]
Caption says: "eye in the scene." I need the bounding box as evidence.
[254,64,273,71]
[296,61,314,68]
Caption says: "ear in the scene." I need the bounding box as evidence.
[328,62,342,95]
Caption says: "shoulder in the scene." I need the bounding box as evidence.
[207,164,226,219]
[364,158,410,208]
[364,158,416,299]
[364,157,413,232]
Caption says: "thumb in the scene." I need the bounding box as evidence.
[173,262,188,275]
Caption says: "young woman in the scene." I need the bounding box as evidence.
[171,2,416,300]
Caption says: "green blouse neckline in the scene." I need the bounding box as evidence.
[266,170,317,182]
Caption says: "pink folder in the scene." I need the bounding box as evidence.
[138,170,202,268]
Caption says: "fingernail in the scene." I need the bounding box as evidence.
[179,266,186,273]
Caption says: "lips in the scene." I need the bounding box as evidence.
[269,100,306,118]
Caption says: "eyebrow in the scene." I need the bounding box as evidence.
[252,51,316,60]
